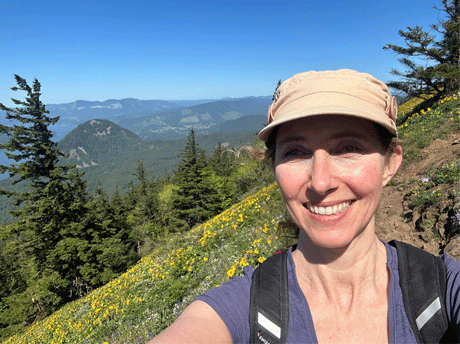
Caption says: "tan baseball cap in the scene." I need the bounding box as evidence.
[258,69,398,143]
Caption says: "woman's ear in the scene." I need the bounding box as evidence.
[382,145,402,186]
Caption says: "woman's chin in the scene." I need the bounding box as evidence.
[308,235,353,251]
[300,224,372,252]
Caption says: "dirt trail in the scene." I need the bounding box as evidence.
[375,133,460,257]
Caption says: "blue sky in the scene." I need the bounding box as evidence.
[1,0,443,106]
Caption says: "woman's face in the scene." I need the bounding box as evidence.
[274,115,401,249]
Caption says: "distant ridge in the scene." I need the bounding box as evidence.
[217,115,266,133]
[59,119,143,169]
[118,96,272,140]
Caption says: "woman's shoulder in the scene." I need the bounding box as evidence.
[195,265,255,342]
[439,253,460,285]
[197,265,255,301]
[440,253,460,271]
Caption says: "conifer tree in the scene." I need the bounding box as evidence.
[170,129,213,231]
[131,158,158,222]
[383,0,459,100]
[0,75,63,206]
[0,76,91,325]
[127,159,163,246]
[206,142,236,209]
[111,185,125,215]
[123,180,137,211]
[208,142,234,177]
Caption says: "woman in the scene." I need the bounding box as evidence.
[149,70,460,343]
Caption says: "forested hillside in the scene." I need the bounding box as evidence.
[58,119,258,194]
[0,76,275,341]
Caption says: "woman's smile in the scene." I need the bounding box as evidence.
[305,200,353,216]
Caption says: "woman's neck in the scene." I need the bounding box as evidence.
[292,230,388,312]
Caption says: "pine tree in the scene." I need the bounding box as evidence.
[131,158,158,223]
[208,142,234,177]
[170,129,213,231]
[206,142,236,209]
[127,159,163,247]
[110,185,125,216]
[0,75,63,206]
[383,0,459,100]
[123,180,137,211]
[0,76,85,274]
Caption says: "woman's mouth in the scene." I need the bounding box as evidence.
[305,201,353,215]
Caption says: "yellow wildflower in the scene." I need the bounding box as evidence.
[227,265,236,279]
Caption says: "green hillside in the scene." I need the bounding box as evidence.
[59,119,143,155]
[2,183,291,344]
[58,119,258,195]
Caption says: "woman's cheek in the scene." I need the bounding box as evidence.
[338,163,383,194]
[275,163,305,197]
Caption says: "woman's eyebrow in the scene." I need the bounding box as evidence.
[329,131,369,140]
[278,136,306,145]
[278,131,368,146]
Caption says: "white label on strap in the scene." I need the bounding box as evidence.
[258,312,281,339]
[416,297,441,330]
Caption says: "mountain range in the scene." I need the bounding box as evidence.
[39,96,271,141]
[113,96,271,140]
[0,96,270,181]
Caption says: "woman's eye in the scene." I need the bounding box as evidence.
[338,145,361,153]
[285,149,301,156]
[284,149,309,157]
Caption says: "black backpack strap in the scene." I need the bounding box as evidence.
[389,240,457,343]
[249,250,289,344]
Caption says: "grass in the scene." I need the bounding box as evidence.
[2,183,296,344]
[397,93,460,163]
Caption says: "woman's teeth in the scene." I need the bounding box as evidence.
[308,201,352,215]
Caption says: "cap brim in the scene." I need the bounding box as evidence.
[258,92,397,142]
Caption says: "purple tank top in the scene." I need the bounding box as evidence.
[196,241,460,343]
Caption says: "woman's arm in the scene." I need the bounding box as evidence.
[442,254,460,337]
[147,300,233,344]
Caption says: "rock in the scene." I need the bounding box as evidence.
[412,210,422,229]
[436,221,445,238]
[444,237,460,259]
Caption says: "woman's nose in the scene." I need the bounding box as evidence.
[308,150,334,195]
